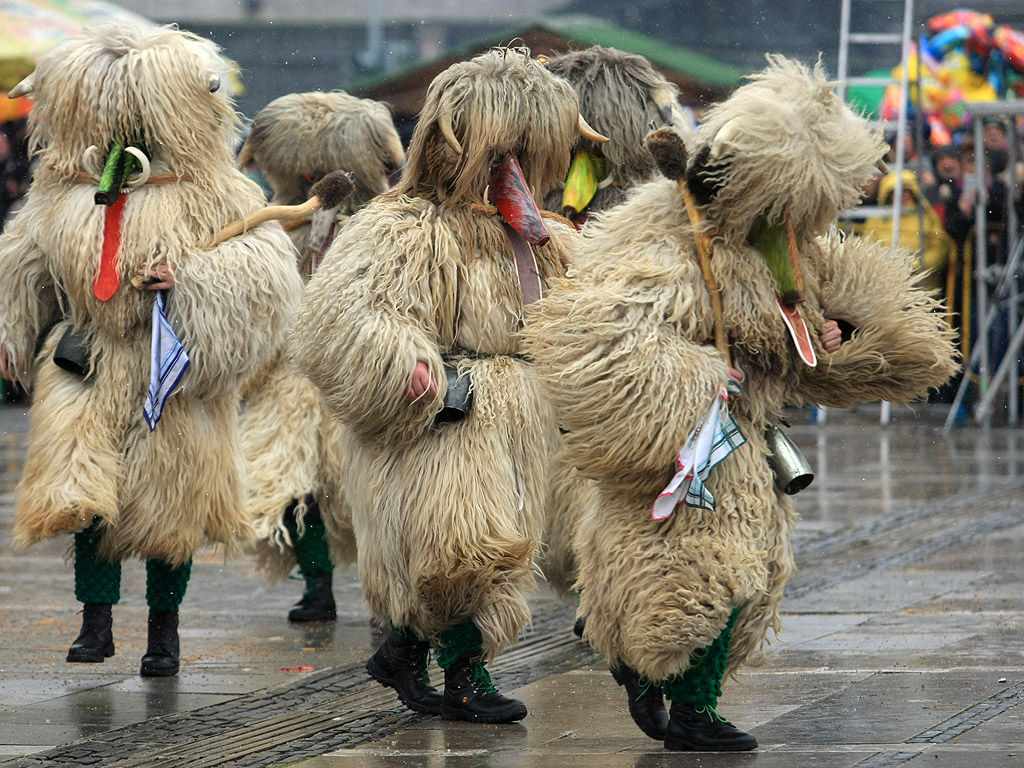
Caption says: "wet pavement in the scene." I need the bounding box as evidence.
[0,402,1022,767]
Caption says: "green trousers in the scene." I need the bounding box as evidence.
[284,498,334,579]
[660,608,739,709]
[73,519,192,611]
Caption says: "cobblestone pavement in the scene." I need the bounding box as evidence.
[1,403,1022,767]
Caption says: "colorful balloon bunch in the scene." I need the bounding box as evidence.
[879,9,1024,145]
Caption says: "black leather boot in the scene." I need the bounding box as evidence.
[287,573,337,622]
[66,604,115,663]
[441,657,527,723]
[366,628,442,714]
[140,609,180,677]
[611,661,669,739]
[664,702,758,751]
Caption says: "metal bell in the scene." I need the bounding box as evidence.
[434,363,473,424]
[765,424,813,495]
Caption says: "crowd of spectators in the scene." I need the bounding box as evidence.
[850,117,1024,408]
[0,118,31,233]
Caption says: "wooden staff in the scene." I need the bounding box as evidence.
[131,170,355,289]
[645,128,730,366]
[204,170,354,248]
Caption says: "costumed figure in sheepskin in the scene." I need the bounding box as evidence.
[290,47,607,723]
[235,91,405,623]
[538,45,690,607]
[543,45,689,226]
[524,55,957,750]
[0,25,303,677]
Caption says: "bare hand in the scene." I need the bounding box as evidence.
[819,319,842,353]
[958,189,977,216]
[726,365,744,397]
[404,360,437,402]
[138,262,176,290]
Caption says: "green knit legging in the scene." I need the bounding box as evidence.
[74,519,192,611]
[436,618,484,669]
[660,608,739,709]
[284,499,333,578]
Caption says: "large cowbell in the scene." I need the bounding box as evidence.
[765,424,814,495]
[490,152,550,246]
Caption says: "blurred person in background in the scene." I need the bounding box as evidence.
[858,170,953,298]
[0,119,32,230]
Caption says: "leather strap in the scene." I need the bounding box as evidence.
[72,171,195,186]
[503,222,543,311]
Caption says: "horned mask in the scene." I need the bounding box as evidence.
[396,47,606,244]
[685,54,887,242]
[16,23,238,184]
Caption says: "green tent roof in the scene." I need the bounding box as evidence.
[348,14,746,94]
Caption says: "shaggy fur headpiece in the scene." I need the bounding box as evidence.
[545,46,683,187]
[397,47,580,205]
[25,24,239,182]
[238,90,406,209]
[687,54,886,240]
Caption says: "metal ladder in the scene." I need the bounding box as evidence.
[833,0,917,427]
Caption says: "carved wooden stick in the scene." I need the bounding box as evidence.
[203,170,354,248]
[131,171,355,289]
[645,128,730,366]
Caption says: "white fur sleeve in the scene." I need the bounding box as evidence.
[168,223,303,399]
[0,212,60,386]
[287,209,444,447]
[797,230,959,407]
[525,256,729,497]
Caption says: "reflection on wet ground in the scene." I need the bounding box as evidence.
[1,403,1022,767]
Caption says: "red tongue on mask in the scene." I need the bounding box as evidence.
[490,152,550,246]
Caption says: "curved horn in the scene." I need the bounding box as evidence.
[82,145,103,179]
[386,134,406,171]
[208,75,221,93]
[124,146,152,188]
[438,111,462,156]
[650,85,677,127]
[876,157,889,175]
[236,137,256,170]
[709,117,743,160]
[578,114,609,143]
[8,74,35,99]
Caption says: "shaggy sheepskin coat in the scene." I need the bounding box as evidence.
[236,91,405,579]
[0,25,303,567]
[525,56,958,683]
[539,46,687,594]
[290,48,582,659]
